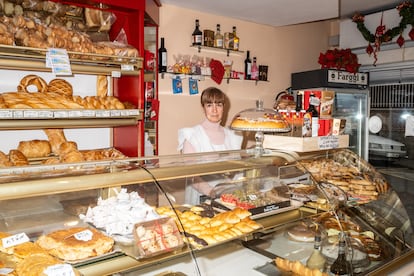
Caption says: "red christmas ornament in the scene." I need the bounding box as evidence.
[409,27,414,40]
[366,44,374,55]
[397,34,405,47]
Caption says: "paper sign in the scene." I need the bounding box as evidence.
[74,229,93,241]
[44,264,75,276]
[318,136,340,149]
[2,233,29,248]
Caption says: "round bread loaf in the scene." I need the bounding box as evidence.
[17,140,52,158]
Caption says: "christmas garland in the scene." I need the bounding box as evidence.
[352,1,414,65]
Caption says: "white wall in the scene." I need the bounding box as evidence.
[157,4,335,155]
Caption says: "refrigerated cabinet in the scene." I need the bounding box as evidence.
[292,69,370,160]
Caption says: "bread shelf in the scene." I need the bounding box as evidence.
[0,44,143,76]
[0,109,142,129]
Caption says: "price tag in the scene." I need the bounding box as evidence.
[12,110,24,118]
[37,110,54,118]
[2,233,29,248]
[54,111,69,118]
[110,110,121,117]
[74,229,93,241]
[318,136,340,149]
[121,64,134,71]
[68,110,82,118]
[95,110,110,117]
[247,194,258,201]
[0,268,14,274]
[44,264,75,276]
[46,48,72,76]
[81,110,95,117]
[111,71,121,78]
[0,110,13,118]
[23,110,39,118]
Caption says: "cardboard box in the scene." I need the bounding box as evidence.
[263,135,349,152]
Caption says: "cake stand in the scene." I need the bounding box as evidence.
[230,100,291,156]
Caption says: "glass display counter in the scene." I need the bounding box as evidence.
[0,149,412,275]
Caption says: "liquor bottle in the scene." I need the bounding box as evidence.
[158,37,167,73]
[214,24,223,48]
[295,93,303,112]
[251,57,259,80]
[232,26,239,51]
[330,234,351,275]
[306,93,319,137]
[306,234,326,271]
[244,50,252,80]
[294,93,303,136]
[192,19,202,46]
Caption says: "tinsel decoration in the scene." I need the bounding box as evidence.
[352,1,414,65]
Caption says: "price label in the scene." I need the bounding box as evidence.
[111,71,121,78]
[318,136,340,149]
[74,229,93,241]
[0,268,14,275]
[0,110,13,118]
[12,110,24,118]
[44,264,75,276]
[2,233,29,248]
[46,48,72,76]
[121,64,134,71]
[247,194,258,201]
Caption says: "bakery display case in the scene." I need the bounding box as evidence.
[0,148,413,275]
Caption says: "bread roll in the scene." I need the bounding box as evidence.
[17,140,52,158]
[8,149,29,166]
[43,129,67,154]
[96,75,108,97]
[60,150,84,163]
[17,75,48,93]
[0,151,12,167]
[58,141,78,156]
[47,79,73,97]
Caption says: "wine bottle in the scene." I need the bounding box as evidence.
[158,37,167,73]
[192,19,202,46]
[251,57,258,80]
[306,234,326,271]
[214,24,223,48]
[306,93,319,137]
[330,234,351,275]
[232,26,239,51]
[244,50,252,80]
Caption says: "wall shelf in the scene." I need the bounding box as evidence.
[0,45,143,76]
[190,45,244,56]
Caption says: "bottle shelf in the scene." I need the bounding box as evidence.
[190,45,244,56]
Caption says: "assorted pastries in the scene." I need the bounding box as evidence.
[156,206,262,247]
[0,232,79,275]
[300,152,389,203]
